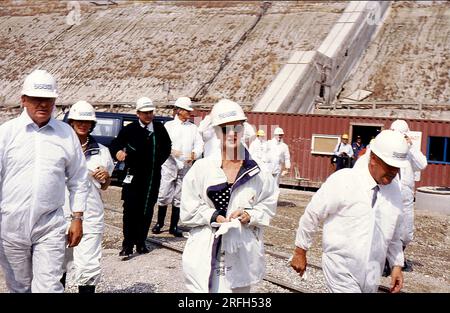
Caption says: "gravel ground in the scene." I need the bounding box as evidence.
[0,186,448,293]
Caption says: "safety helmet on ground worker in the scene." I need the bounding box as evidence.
[274,127,284,135]
[370,130,409,168]
[136,97,155,112]
[174,97,193,111]
[256,129,265,137]
[21,69,58,98]
[342,133,349,140]
[390,119,410,135]
[210,99,247,126]
[68,100,97,122]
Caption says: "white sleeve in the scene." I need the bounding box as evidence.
[66,131,89,213]
[295,176,341,250]
[246,172,279,227]
[180,162,216,227]
[408,144,427,172]
[101,145,115,175]
[284,144,291,169]
[192,126,204,159]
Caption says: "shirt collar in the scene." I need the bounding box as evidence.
[139,120,154,132]
[359,160,378,191]
[19,109,57,131]
[175,115,189,125]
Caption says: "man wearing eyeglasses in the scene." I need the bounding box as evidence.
[110,97,171,256]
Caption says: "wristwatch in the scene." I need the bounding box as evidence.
[70,214,84,221]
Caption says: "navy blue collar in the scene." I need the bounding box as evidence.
[84,135,100,157]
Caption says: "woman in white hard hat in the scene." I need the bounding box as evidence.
[63,100,114,293]
[180,99,278,293]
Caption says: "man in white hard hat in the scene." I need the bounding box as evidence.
[62,100,114,293]
[110,97,171,255]
[267,127,291,185]
[0,70,89,292]
[291,130,408,293]
[153,97,203,237]
[390,119,427,271]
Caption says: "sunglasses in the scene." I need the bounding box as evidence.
[221,124,244,133]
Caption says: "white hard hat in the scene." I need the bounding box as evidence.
[174,96,193,111]
[274,127,284,135]
[21,69,58,98]
[136,97,155,112]
[210,99,247,126]
[390,119,410,134]
[68,100,96,122]
[371,130,409,168]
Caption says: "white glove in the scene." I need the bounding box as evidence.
[214,219,241,238]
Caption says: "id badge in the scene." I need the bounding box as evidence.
[123,174,134,184]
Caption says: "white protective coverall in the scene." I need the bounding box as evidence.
[180,151,278,292]
[295,165,404,293]
[267,138,291,184]
[157,115,203,207]
[0,111,88,293]
[198,116,255,160]
[354,145,427,245]
[63,140,114,286]
[249,137,271,173]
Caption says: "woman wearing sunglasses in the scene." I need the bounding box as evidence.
[180,99,279,293]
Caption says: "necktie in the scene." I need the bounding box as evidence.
[371,185,380,208]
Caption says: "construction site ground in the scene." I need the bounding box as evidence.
[0,186,447,293]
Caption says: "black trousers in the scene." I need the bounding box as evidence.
[122,197,155,249]
[335,156,352,171]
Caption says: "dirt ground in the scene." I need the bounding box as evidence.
[101,186,450,293]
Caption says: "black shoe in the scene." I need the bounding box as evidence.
[402,259,413,272]
[119,247,133,256]
[78,285,95,293]
[152,224,163,234]
[136,244,150,254]
[169,227,183,237]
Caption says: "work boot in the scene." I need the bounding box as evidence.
[78,285,96,293]
[119,246,133,256]
[152,205,167,234]
[402,259,413,272]
[169,206,183,237]
[136,242,150,254]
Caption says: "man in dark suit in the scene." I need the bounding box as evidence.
[110,97,171,256]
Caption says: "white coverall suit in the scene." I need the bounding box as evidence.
[295,165,404,292]
[157,115,203,207]
[267,138,291,185]
[63,141,114,287]
[180,152,278,292]
[249,137,272,173]
[0,112,88,293]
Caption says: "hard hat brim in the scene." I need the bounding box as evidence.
[22,90,58,98]
[371,147,409,168]
[137,106,155,112]
[175,104,193,111]
[212,117,247,127]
